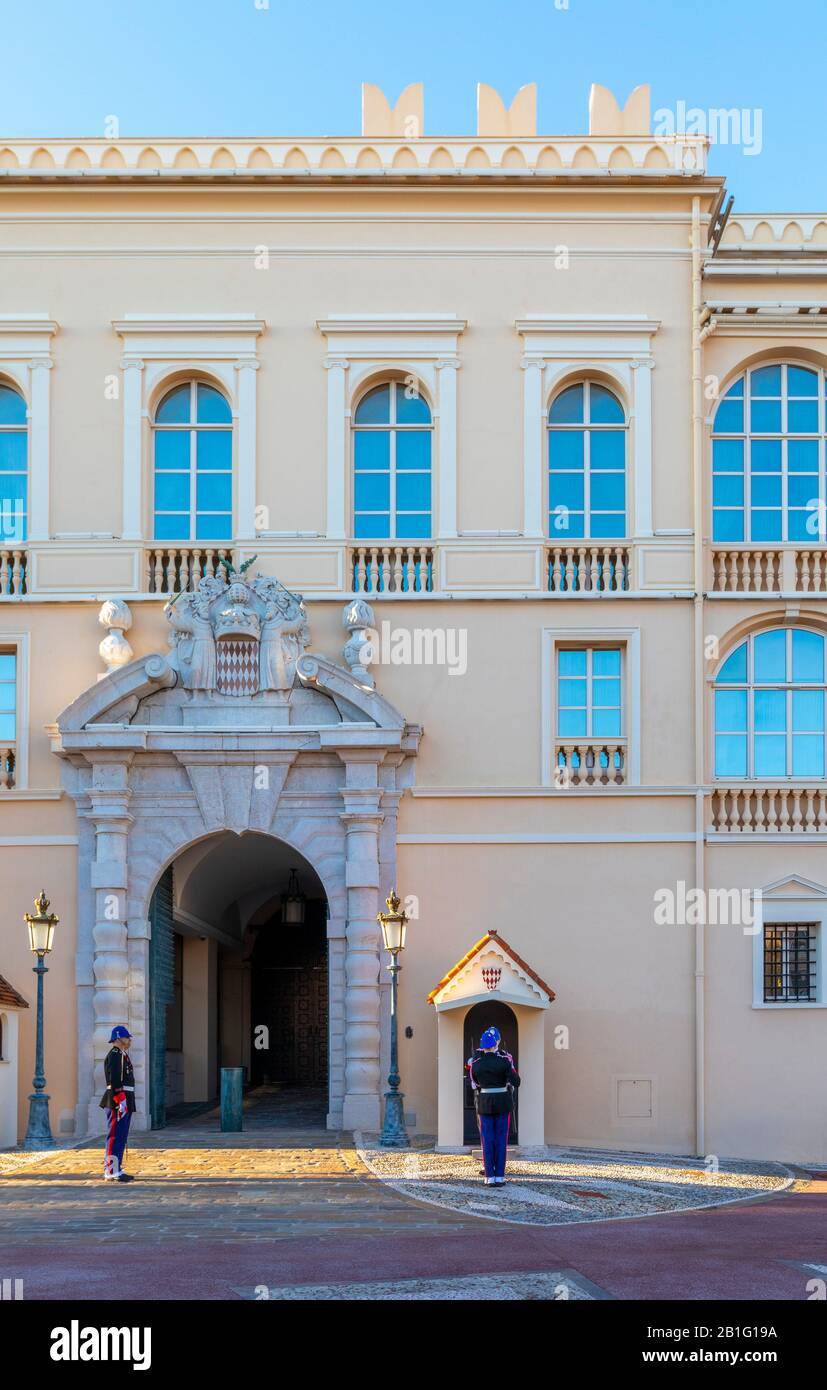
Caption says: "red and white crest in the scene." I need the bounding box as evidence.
[482,966,501,991]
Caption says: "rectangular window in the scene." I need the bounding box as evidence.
[0,649,16,789]
[763,923,818,1002]
[557,646,623,738]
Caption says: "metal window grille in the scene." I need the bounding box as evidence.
[763,924,818,1002]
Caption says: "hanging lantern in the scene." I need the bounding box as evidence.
[281,868,306,925]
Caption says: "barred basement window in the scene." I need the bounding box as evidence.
[763,924,817,1002]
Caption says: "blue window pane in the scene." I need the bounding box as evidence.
[550,509,583,537]
[754,689,786,732]
[354,473,390,511]
[713,474,743,507]
[590,512,627,538]
[788,400,818,433]
[354,512,390,539]
[751,400,782,432]
[354,385,390,425]
[716,689,747,731]
[549,430,584,470]
[751,439,781,471]
[549,385,584,424]
[396,472,431,510]
[592,649,620,676]
[793,689,824,731]
[154,473,190,510]
[589,385,624,424]
[0,385,26,425]
[154,431,190,470]
[715,734,747,778]
[550,474,584,510]
[793,735,824,778]
[196,473,232,511]
[751,510,782,542]
[593,678,621,706]
[0,683,15,712]
[155,385,191,424]
[0,433,27,471]
[754,630,787,682]
[0,713,15,742]
[558,678,587,706]
[558,709,588,737]
[354,431,390,471]
[558,649,587,676]
[788,475,819,508]
[196,384,231,424]
[0,502,25,543]
[751,365,782,396]
[590,472,625,509]
[589,430,624,470]
[713,399,744,432]
[751,474,782,507]
[154,512,191,541]
[788,366,818,396]
[754,735,786,777]
[396,430,431,471]
[0,653,15,679]
[395,512,431,539]
[0,473,26,504]
[197,430,232,471]
[789,509,818,542]
[792,630,824,682]
[713,439,744,472]
[789,439,819,472]
[592,709,622,737]
[724,377,744,398]
[395,384,431,424]
[717,643,747,683]
[713,510,744,542]
[195,513,232,541]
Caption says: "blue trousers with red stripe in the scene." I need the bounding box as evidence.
[105,1108,131,1176]
[479,1111,510,1179]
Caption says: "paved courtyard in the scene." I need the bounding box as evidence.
[1,1088,824,1300]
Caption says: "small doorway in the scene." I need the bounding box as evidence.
[250,903,328,1091]
[463,1000,518,1145]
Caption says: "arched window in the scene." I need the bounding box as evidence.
[153,381,232,542]
[548,381,627,540]
[714,628,826,778]
[0,382,27,543]
[352,381,432,540]
[712,363,825,544]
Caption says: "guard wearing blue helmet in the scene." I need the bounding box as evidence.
[469,1026,520,1186]
[99,1026,137,1183]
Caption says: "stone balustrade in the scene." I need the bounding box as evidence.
[795,550,827,593]
[710,546,827,594]
[710,785,827,833]
[146,546,236,595]
[0,745,15,789]
[555,740,626,786]
[349,544,435,595]
[546,544,631,594]
[0,549,26,596]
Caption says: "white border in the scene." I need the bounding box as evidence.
[540,625,641,787]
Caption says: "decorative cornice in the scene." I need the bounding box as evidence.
[517,314,661,337]
[113,315,266,338]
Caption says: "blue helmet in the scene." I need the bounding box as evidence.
[109,1025,132,1042]
[479,1026,501,1049]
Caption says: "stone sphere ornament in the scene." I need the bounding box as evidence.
[98,598,134,676]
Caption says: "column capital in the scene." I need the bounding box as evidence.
[435,356,461,371]
[120,357,145,372]
[29,356,54,372]
[235,357,261,372]
[521,355,546,371]
[324,356,349,371]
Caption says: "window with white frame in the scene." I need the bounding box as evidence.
[0,382,27,544]
[548,381,627,540]
[352,381,432,540]
[714,628,827,779]
[0,648,17,788]
[712,362,826,544]
[556,645,623,776]
[763,923,818,1002]
[152,381,233,542]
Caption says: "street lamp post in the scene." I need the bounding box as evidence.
[377,888,410,1149]
[22,890,59,1150]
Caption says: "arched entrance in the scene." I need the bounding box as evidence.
[147,832,328,1129]
[463,1001,519,1145]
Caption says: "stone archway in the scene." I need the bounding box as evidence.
[50,573,420,1138]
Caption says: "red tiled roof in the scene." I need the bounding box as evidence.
[0,974,29,1008]
[427,930,555,1005]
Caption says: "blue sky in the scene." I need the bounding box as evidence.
[1,0,824,209]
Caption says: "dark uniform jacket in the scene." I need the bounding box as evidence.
[99,1046,136,1113]
[469,1049,520,1116]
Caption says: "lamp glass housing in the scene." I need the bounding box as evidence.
[27,917,55,956]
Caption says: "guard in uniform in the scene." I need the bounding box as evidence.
[469,1026,520,1186]
[99,1025,137,1182]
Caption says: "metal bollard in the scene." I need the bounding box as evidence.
[220,1066,243,1132]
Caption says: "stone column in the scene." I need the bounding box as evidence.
[340,751,384,1132]
[85,755,134,1134]
[521,356,545,538]
[235,357,260,541]
[121,358,145,542]
[324,357,348,540]
[27,357,53,542]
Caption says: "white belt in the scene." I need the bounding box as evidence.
[107,1085,134,1091]
[479,1086,508,1093]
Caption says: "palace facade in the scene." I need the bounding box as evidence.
[1,82,826,1162]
